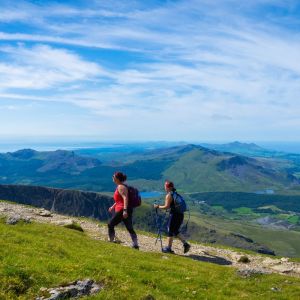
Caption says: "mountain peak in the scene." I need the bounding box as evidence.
[8,148,37,159]
[228,141,263,150]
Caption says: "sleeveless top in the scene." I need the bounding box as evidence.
[113,187,124,212]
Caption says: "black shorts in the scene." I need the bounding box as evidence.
[167,212,184,237]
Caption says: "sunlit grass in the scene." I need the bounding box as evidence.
[1,219,300,299]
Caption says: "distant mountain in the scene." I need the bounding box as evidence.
[3,148,101,174]
[199,142,300,180]
[0,149,115,191]
[126,144,300,193]
[0,145,299,193]
[201,141,272,156]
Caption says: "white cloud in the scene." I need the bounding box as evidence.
[0,44,106,89]
[0,0,300,139]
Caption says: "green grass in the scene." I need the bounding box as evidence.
[287,215,300,225]
[190,212,300,258]
[232,207,255,215]
[1,220,300,299]
[63,222,84,232]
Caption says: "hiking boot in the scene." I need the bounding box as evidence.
[162,247,175,254]
[109,238,122,244]
[183,242,191,254]
[132,245,139,250]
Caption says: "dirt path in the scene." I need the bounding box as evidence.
[1,201,300,278]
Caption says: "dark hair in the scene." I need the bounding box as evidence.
[165,180,175,190]
[113,171,127,182]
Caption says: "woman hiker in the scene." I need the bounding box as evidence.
[108,171,139,249]
[154,181,191,254]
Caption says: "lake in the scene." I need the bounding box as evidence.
[140,191,164,199]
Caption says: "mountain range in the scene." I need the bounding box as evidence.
[1,144,300,194]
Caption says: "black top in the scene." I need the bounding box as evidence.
[169,191,182,214]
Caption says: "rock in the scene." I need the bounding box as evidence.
[90,286,101,294]
[23,216,32,223]
[6,214,22,225]
[54,219,74,226]
[38,209,52,217]
[270,265,294,274]
[262,257,280,266]
[6,214,32,225]
[280,257,289,263]
[271,287,281,292]
[237,268,269,278]
[35,279,102,299]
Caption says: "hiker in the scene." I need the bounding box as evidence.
[154,181,190,254]
[108,171,139,249]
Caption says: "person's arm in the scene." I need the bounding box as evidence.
[108,203,116,213]
[118,185,129,218]
[154,193,172,210]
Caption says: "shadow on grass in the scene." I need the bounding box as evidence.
[186,253,232,266]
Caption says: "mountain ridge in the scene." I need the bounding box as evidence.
[1,145,300,193]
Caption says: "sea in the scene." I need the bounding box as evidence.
[0,141,122,153]
[1,140,300,155]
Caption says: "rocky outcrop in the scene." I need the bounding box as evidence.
[36,279,102,300]
[6,214,31,225]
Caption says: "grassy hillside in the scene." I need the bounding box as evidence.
[1,219,300,299]
[127,146,300,193]
[188,212,300,258]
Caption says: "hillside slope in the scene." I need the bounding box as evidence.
[0,184,112,220]
[0,184,276,255]
[1,201,300,299]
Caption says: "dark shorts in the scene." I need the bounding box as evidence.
[167,212,184,237]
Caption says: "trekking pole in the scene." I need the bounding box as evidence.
[182,206,190,233]
[154,202,164,251]
[155,209,163,251]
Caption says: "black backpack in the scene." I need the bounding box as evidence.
[171,191,187,213]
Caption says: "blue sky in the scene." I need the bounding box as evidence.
[0,0,300,141]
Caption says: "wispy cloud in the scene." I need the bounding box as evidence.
[0,44,107,89]
[0,0,299,140]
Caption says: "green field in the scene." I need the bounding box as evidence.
[1,219,300,299]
